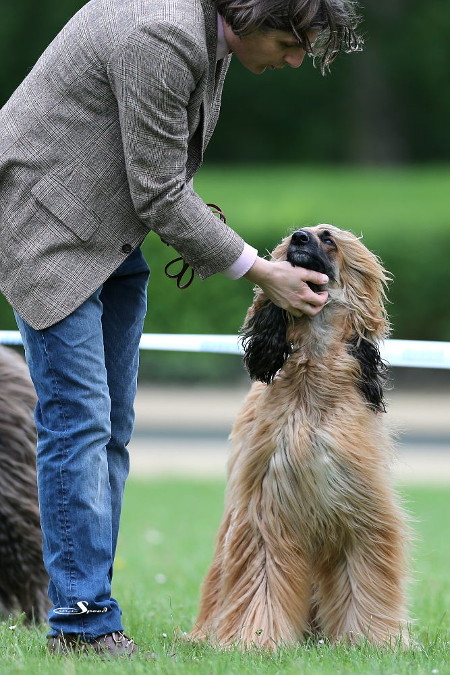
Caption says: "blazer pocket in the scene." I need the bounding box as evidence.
[31,175,101,241]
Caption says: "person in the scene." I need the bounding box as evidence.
[0,0,362,657]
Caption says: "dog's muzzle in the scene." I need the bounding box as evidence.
[287,230,335,283]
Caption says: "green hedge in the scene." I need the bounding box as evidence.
[2,165,449,381]
[3,2,450,164]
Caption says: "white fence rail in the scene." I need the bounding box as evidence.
[1,330,450,369]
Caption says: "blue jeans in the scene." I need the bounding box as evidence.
[15,248,149,638]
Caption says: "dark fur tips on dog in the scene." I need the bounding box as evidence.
[240,302,291,384]
[348,335,388,413]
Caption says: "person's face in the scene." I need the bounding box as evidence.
[223,25,317,74]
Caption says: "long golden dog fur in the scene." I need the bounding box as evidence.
[190,225,409,649]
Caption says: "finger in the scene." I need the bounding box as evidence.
[297,287,329,307]
[287,304,317,318]
[316,290,329,302]
[289,290,328,316]
[298,301,326,317]
[286,301,321,317]
[296,267,329,285]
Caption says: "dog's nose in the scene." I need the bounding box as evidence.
[291,230,310,245]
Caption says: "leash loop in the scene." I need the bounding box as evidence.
[164,257,195,289]
[163,203,227,290]
[205,203,227,224]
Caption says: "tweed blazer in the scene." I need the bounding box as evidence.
[0,0,244,330]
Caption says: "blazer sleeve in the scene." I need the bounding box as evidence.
[107,21,245,278]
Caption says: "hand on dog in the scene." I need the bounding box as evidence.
[244,257,328,317]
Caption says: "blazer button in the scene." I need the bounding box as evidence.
[121,243,132,254]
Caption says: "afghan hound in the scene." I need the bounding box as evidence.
[0,345,49,622]
[190,225,409,649]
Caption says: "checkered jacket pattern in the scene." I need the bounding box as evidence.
[0,0,243,329]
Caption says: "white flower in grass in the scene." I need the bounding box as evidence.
[155,573,167,584]
[8,625,17,630]
[145,529,163,544]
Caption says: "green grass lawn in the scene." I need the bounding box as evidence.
[1,480,449,674]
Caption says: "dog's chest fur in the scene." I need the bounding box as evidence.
[266,418,359,546]
[230,349,389,552]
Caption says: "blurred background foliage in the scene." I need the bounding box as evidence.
[2,0,450,163]
[1,1,449,381]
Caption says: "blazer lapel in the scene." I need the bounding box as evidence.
[186,0,231,179]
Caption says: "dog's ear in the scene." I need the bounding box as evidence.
[348,335,388,413]
[330,230,390,412]
[240,300,290,384]
[333,231,390,343]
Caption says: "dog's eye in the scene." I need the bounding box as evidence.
[320,231,336,247]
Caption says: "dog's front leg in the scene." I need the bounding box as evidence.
[189,510,233,642]
[191,495,313,648]
[314,514,410,646]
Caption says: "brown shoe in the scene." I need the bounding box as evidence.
[48,631,150,658]
[47,633,90,655]
[89,631,140,656]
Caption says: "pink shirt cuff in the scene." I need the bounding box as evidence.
[221,243,258,279]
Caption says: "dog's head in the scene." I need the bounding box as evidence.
[241,225,390,411]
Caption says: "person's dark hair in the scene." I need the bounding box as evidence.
[214,0,363,73]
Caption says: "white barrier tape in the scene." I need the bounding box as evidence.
[1,330,450,369]
[380,339,450,370]
[0,330,242,353]
[0,330,22,345]
[139,333,242,354]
